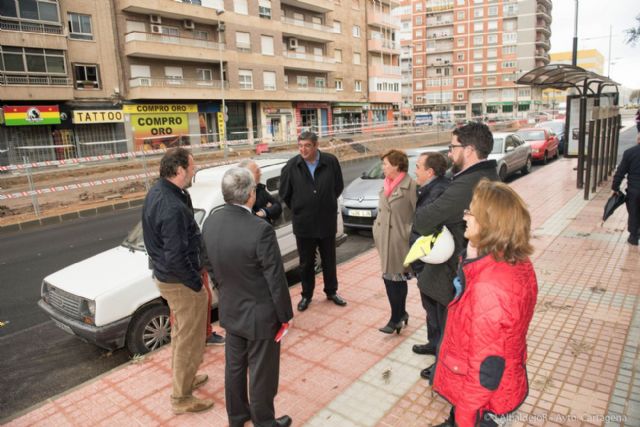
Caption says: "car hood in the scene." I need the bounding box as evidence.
[44,246,151,300]
[342,178,382,201]
[527,139,546,148]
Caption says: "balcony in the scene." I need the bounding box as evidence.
[117,0,225,23]
[128,77,228,99]
[367,39,400,54]
[535,38,550,50]
[124,32,225,62]
[369,64,401,77]
[536,7,552,23]
[367,9,400,29]
[425,0,454,12]
[280,16,338,42]
[369,91,402,103]
[538,0,552,8]
[1,20,67,50]
[428,31,453,40]
[425,19,453,28]
[284,85,338,102]
[0,74,73,100]
[282,51,337,72]
[426,42,454,53]
[279,0,333,13]
[536,22,551,36]
[0,18,64,34]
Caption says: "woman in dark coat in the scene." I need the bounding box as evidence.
[372,150,417,334]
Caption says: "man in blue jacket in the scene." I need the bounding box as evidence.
[142,148,213,414]
[612,133,640,246]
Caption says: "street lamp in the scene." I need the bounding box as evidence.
[216,9,227,157]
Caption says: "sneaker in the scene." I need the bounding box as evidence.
[172,396,214,415]
[206,332,225,346]
[192,373,208,390]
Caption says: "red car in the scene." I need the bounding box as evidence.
[515,127,559,164]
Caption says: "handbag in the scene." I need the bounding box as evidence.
[404,226,455,266]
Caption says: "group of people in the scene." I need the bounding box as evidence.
[372,123,538,426]
[142,122,545,427]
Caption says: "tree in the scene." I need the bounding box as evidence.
[625,14,640,46]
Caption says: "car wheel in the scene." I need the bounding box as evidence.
[499,165,508,182]
[521,157,532,175]
[126,304,171,355]
[542,151,548,165]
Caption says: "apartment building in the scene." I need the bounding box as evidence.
[392,0,414,121]
[0,0,125,164]
[1,0,402,162]
[411,0,551,120]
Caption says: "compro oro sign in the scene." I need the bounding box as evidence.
[127,104,195,150]
[73,110,124,124]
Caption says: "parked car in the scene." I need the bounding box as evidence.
[341,146,450,230]
[38,158,347,354]
[536,120,566,154]
[516,127,559,164]
[489,132,532,182]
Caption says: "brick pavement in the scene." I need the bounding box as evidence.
[4,155,638,427]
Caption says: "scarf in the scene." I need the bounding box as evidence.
[383,172,406,198]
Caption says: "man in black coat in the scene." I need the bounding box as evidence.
[279,131,346,311]
[202,167,293,427]
[409,151,450,361]
[239,159,282,225]
[414,122,499,380]
[612,133,640,246]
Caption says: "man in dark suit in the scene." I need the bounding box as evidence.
[202,167,293,427]
[612,133,640,246]
[279,131,346,312]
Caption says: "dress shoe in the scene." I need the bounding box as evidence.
[171,396,214,414]
[628,235,639,246]
[192,373,208,390]
[378,321,403,334]
[420,363,435,380]
[275,415,293,427]
[327,293,347,306]
[298,297,311,311]
[205,331,225,346]
[412,343,436,355]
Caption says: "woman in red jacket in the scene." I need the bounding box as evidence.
[432,180,538,427]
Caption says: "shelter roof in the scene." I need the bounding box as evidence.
[516,64,618,92]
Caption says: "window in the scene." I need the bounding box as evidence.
[415,16,422,25]
[486,62,496,72]
[503,20,516,31]
[353,52,361,65]
[263,71,276,90]
[488,5,498,16]
[196,68,213,84]
[487,48,497,58]
[415,68,423,77]
[487,34,498,44]
[457,92,464,100]
[456,78,464,87]
[502,61,515,69]
[415,81,423,90]
[503,32,517,44]
[68,13,92,40]
[260,35,274,55]
[5,0,59,22]
[473,22,483,33]
[473,77,482,86]
[473,36,483,45]
[258,0,271,19]
[296,75,308,88]
[235,32,251,51]
[74,64,99,89]
[473,8,483,18]
[194,30,208,40]
[457,38,464,47]
[415,29,422,38]
[334,49,342,63]
[457,24,465,34]
[415,2,422,11]
[503,3,517,16]
[473,50,483,59]
[335,78,343,91]
[415,56,423,65]
[234,0,248,15]
[0,47,66,74]
[355,80,362,92]
[503,45,516,54]
[352,25,360,37]
[238,69,253,89]
[457,11,465,19]
[333,20,341,33]
[315,77,325,88]
[487,20,497,31]
[473,63,482,73]
[164,66,183,84]
[456,66,464,73]
[456,52,464,60]
[457,0,465,4]
[518,88,531,97]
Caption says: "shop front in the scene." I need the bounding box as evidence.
[72,108,127,157]
[367,103,394,131]
[0,105,64,163]
[197,103,221,145]
[259,102,294,144]
[295,102,332,136]
[123,104,199,151]
[331,103,367,135]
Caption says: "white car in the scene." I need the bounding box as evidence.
[38,158,347,354]
[489,132,532,182]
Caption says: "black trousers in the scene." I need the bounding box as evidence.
[383,278,408,323]
[420,291,447,349]
[296,235,338,299]
[626,188,640,238]
[225,332,281,427]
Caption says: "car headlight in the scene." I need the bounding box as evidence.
[41,281,50,302]
[80,299,96,323]
[531,149,539,153]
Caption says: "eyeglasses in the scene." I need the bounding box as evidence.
[463,209,474,217]
[448,144,465,151]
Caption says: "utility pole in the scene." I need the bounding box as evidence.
[572,0,579,66]
[607,25,612,77]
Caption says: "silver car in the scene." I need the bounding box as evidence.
[340,146,449,230]
[489,132,532,182]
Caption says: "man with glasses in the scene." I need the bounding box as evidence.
[279,131,346,312]
[412,122,499,381]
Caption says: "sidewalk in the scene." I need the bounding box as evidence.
[4,156,639,427]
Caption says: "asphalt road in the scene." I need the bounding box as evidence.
[0,156,378,419]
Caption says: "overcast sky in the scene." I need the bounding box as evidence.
[550,0,639,89]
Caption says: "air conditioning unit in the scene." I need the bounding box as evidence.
[183,19,195,30]
[288,38,298,49]
[150,15,162,24]
[151,24,162,33]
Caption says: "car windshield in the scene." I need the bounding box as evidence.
[517,131,545,141]
[538,121,563,134]
[491,138,504,154]
[362,155,420,179]
[122,209,206,251]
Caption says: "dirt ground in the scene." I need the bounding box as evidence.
[0,128,454,226]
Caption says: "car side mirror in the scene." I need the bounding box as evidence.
[361,171,367,178]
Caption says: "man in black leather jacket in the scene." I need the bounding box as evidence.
[142,147,213,414]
